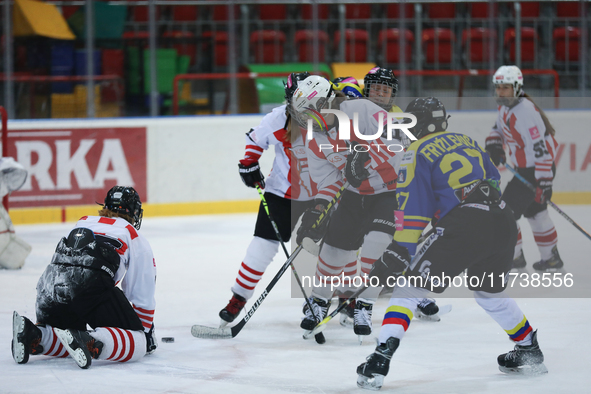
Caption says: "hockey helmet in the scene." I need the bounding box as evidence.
[404,97,449,139]
[492,65,523,106]
[290,75,336,132]
[364,67,399,110]
[284,72,311,104]
[103,186,144,230]
[331,76,364,98]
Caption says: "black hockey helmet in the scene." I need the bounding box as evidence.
[103,186,143,230]
[364,67,399,110]
[284,72,311,104]
[404,97,449,139]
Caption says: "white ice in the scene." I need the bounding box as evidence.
[1,206,590,393]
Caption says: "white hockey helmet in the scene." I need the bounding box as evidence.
[492,65,523,97]
[290,75,336,131]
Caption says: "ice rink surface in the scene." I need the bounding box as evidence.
[1,206,590,393]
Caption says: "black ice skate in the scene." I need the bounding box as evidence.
[338,297,355,328]
[301,296,330,330]
[354,299,373,340]
[532,246,564,271]
[54,328,103,369]
[357,337,400,391]
[498,330,547,375]
[12,311,43,364]
[219,293,247,327]
[512,250,527,269]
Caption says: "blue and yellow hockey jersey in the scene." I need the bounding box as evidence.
[394,131,500,255]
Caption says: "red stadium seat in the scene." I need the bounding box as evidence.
[295,30,329,62]
[554,26,581,62]
[386,3,414,19]
[301,4,330,20]
[209,1,240,21]
[163,31,197,65]
[378,28,414,64]
[202,31,228,67]
[334,29,369,62]
[259,4,287,20]
[128,0,161,23]
[511,2,540,18]
[250,30,286,64]
[422,28,455,65]
[462,28,497,63]
[172,5,199,22]
[345,4,372,19]
[504,27,538,63]
[469,2,499,18]
[556,1,580,18]
[428,2,456,19]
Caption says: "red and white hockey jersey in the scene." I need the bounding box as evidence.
[76,215,156,332]
[305,99,403,203]
[490,98,559,180]
[243,104,316,201]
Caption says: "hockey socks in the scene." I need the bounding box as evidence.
[231,237,280,300]
[90,327,146,363]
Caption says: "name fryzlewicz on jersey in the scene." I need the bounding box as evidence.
[304,108,418,154]
[7,127,147,208]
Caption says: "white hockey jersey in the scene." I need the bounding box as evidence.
[243,104,316,201]
[76,215,156,332]
[305,99,403,203]
[490,98,558,180]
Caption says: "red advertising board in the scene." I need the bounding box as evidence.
[6,127,147,209]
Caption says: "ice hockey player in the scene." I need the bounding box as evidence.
[0,157,31,269]
[12,186,157,369]
[218,72,317,326]
[355,97,547,390]
[486,65,563,271]
[291,76,439,342]
[363,67,403,113]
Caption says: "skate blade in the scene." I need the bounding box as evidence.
[54,328,91,369]
[499,363,548,376]
[219,319,229,328]
[339,314,354,328]
[415,304,452,322]
[357,374,384,391]
[12,311,26,364]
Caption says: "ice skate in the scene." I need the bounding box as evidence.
[354,299,373,342]
[54,328,103,369]
[338,297,355,328]
[498,330,547,375]
[357,337,400,390]
[11,311,43,364]
[512,250,527,270]
[301,296,330,330]
[532,246,564,272]
[219,293,247,327]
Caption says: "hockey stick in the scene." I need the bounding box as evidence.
[505,164,591,241]
[255,185,326,344]
[191,183,349,339]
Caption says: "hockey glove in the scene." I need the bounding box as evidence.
[238,159,265,189]
[534,178,553,204]
[344,142,370,188]
[370,241,411,286]
[145,323,157,355]
[296,201,329,245]
[485,136,506,166]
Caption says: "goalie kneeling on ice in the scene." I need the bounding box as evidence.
[0,157,31,270]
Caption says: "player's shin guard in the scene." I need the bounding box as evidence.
[231,237,280,300]
[89,327,146,362]
[357,337,400,391]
